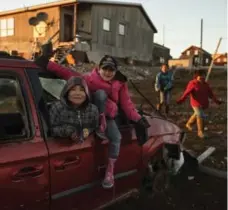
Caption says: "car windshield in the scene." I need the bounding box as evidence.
[39,76,66,100]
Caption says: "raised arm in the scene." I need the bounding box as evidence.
[47,61,81,80]
[35,55,81,80]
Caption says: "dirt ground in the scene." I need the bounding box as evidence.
[107,67,227,210]
[107,172,227,210]
[129,68,227,171]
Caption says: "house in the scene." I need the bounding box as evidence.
[213,53,227,66]
[152,43,171,66]
[0,0,157,62]
[180,45,212,67]
[168,58,193,68]
[168,45,212,68]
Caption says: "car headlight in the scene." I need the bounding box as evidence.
[163,145,185,175]
[164,143,181,160]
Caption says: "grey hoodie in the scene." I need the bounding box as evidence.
[49,76,99,141]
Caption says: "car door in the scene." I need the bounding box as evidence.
[26,69,114,210]
[0,69,50,210]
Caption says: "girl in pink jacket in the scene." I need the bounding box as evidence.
[36,53,149,189]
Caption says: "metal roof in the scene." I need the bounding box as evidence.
[154,43,170,50]
[0,0,157,33]
[0,0,77,17]
[77,0,157,32]
[182,45,211,55]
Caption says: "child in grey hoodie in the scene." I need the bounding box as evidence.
[49,76,99,142]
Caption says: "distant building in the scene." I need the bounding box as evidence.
[180,45,212,67]
[152,43,171,66]
[213,53,227,66]
[0,0,158,62]
[168,45,212,68]
[168,58,193,68]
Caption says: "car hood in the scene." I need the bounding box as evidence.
[146,115,182,144]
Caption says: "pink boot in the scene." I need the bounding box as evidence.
[96,113,107,140]
[102,158,116,189]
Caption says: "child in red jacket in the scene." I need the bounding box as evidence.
[176,70,221,138]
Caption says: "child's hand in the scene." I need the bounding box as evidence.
[83,128,89,139]
[137,117,150,128]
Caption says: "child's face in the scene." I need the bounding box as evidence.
[99,67,116,81]
[161,65,168,72]
[67,85,86,105]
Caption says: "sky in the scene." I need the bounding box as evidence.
[0,0,227,57]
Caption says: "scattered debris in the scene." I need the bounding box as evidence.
[197,147,216,164]
[188,176,195,180]
[217,131,223,135]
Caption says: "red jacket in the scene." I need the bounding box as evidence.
[47,62,141,122]
[178,79,219,109]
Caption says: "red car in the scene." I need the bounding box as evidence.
[0,56,186,210]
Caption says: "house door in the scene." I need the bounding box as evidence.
[64,14,73,41]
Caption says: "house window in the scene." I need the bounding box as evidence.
[205,58,209,64]
[119,23,125,35]
[217,58,221,62]
[103,18,110,31]
[223,58,227,62]
[187,50,190,56]
[0,18,14,37]
[194,50,198,55]
[160,57,165,63]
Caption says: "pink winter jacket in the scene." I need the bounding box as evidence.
[47,62,141,122]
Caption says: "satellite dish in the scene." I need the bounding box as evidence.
[36,12,48,22]
[28,17,38,26]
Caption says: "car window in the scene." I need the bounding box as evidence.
[0,78,19,113]
[0,76,31,141]
[39,76,66,101]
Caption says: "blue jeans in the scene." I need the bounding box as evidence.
[93,90,121,159]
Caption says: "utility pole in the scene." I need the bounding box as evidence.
[205,37,222,82]
[163,24,165,46]
[199,18,203,66]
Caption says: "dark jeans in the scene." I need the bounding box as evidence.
[93,90,121,159]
